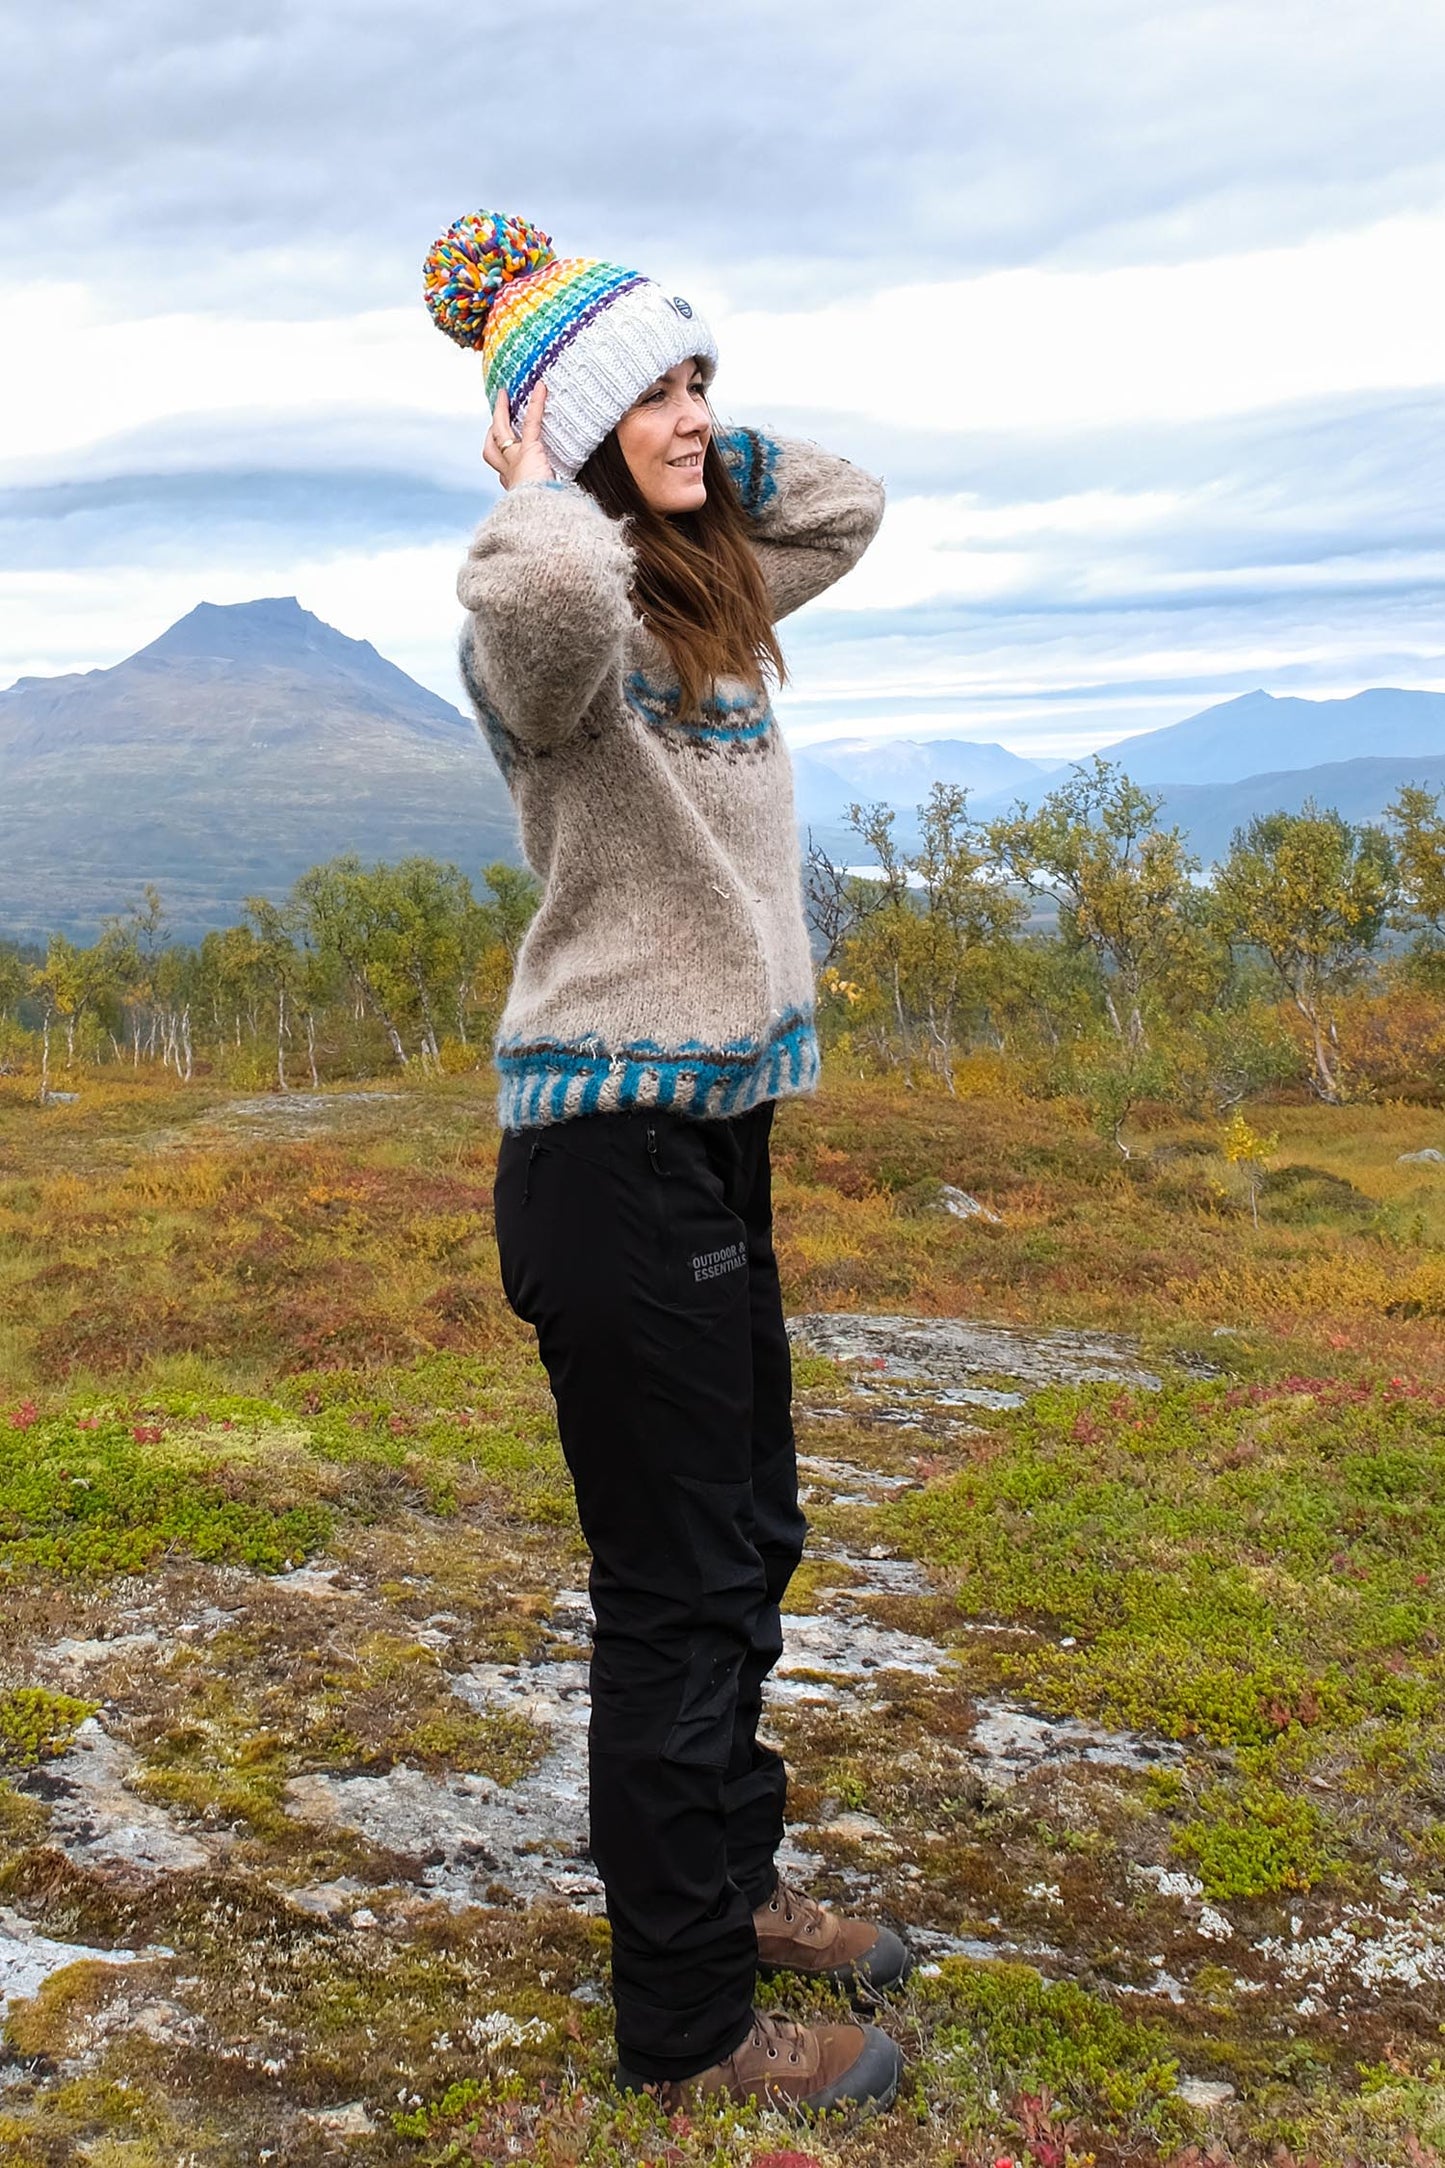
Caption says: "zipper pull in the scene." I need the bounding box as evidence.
[523,1137,542,1202]
[646,1123,668,1176]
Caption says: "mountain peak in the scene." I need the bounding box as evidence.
[1100,685,1445,787]
[135,596,374,668]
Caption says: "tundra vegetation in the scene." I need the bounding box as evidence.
[1,769,1444,2166]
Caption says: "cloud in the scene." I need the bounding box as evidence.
[8,207,1445,468]
[5,1,1444,762]
[7,388,1442,755]
[6,0,1445,314]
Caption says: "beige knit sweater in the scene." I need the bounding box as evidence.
[456,429,884,1129]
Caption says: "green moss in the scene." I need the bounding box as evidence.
[4,1958,138,2059]
[789,1349,850,1392]
[0,2073,221,2168]
[0,1410,331,1578]
[1141,1766,1186,1812]
[922,1957,1187,2141]
[1191,1960,1240,2015]
[397,1707,545,1784]
[1173,1780,1345,1899]
[0,1776,50,1848]
[0,1687,97,1768]
[1260,1162,1375,1224]
[887,1374,1445,1750]
[130,1623,549,1840]
[819,1760,870,1812]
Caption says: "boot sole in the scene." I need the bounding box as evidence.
[803,2023,904,2114]
[617,2024,904,2117]
[758,1924,914,2001]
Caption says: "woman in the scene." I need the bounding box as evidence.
[424,210,908,2114]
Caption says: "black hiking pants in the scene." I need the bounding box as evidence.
[493,1100,807,2081]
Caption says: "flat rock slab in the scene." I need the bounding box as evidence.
[789,1313,1163,1401]
[286,1591,600,1911]
[773,1612,952,1692]
[969,1700,1185,1785]
[284,1758,602,1912]
[0,1904,147,2011]
[200,1091,409,1140]
[26,1719,216,1876]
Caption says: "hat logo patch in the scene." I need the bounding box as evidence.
[671,295,694,319]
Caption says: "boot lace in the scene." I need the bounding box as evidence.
[746,2012,806,2067]
[763,1875,829,1943]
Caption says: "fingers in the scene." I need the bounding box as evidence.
[482,386,513,478]
[483,380,553,489]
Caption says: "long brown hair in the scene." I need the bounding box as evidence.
[575,426,786,718]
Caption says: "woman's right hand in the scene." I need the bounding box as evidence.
[484,383,554,490]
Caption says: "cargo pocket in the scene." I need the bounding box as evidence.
[644,1120,751,1325]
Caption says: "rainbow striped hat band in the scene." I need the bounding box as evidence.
[423,210,718,480]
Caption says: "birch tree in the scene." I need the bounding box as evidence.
[1211,801,1397,1102]
[986,757,1206,1049]
[1387,784,1445,984]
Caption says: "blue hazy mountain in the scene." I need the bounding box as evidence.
[1151,753,1445,867]
[0,598,518,941]
[1096,688,1445,787]
[792,691,1445,870]
[790,734,1049,829]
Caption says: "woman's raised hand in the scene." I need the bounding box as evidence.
[484,383,554,490]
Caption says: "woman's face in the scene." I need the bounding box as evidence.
[615,358,711,514]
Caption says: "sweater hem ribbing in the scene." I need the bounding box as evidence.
[495,1010,818,1130]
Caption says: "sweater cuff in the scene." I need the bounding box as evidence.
[715,427,782,516]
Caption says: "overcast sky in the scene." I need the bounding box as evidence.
[4,0,1444,755]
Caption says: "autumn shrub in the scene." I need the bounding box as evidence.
[1331,984,1445,1102]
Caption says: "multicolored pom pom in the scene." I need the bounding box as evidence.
[423,210,556,349]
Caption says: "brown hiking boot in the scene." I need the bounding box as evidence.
[753,1875,912,1996]
[617,2008,902,2113]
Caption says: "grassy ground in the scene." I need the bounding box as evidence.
[0,1062,1443,2165]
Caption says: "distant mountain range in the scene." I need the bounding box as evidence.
[0,598,517,941]
[790,735,1048,829]
[1153,753,1445,867]
[795,686,1445,864]
[4,600,1444,942]
[1097,687,1445,787]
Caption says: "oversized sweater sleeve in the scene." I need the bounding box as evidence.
[456,481,636,750]
[717,429,885,622]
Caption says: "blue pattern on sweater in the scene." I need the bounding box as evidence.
[624,670,774,749]
[457,633,517,779]
[495,1007,818,1130]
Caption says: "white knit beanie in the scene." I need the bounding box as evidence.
[423,209,718,480]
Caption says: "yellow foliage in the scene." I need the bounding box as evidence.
[1172,1252,1399,1323]
[40,1173,89,1217]
[437,1035,486,1076]
[819,967,864,1006]
[1390,1255,1445,1318]
[122,1156,231,1209]
[1220,1110,1278,1167]
[403,1211,490,1261]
